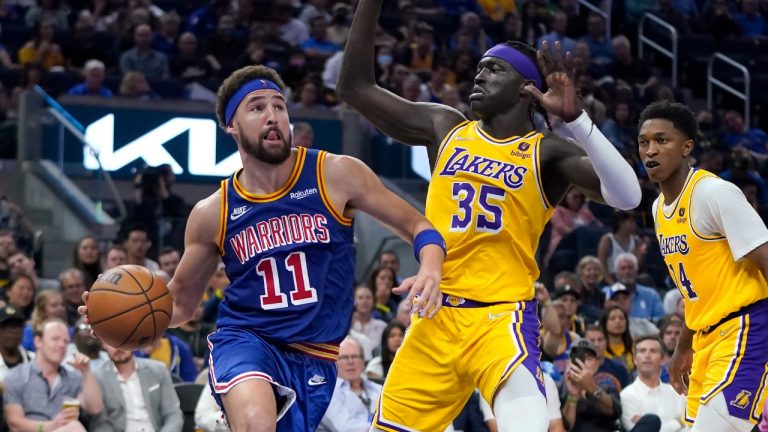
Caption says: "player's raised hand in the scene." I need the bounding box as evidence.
[521,40,582,122]
[669,347,693,395]
[394,270,443,319]
[67,352,92,374]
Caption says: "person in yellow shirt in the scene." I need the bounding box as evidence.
[639,101,768,431]
[338,0,642,429]
[17,20,64,70]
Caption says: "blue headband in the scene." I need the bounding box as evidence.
[482,44,543,91]
[224,78,283,126]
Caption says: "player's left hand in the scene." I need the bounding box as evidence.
[394,271,443,319]
[521,40,582,123]
[67,352,92,374]
[669,347,693,395]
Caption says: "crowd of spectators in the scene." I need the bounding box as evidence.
[1,0,768,430]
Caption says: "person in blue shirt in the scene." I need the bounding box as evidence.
[67,59,113,97]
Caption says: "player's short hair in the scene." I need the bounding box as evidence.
[215,65,287,129]
[638,101,698,140]
[585,324,603,334]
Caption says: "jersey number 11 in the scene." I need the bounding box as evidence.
[256,251,319,309]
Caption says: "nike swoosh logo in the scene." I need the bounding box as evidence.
[719,326,733,336]
[488,312,507,320]
[454,136,472,141]
[307,378,327,386]
[230,208,251,221]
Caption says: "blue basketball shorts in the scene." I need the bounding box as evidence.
[207,327,337,431]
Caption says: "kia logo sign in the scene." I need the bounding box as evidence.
[83,114,241,176]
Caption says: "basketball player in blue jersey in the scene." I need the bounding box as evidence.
[639,101,768,431]
[338,1,642,430]
[80,65,447,432]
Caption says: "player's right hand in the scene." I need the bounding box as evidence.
[394,270,443,319]
[669,347,693,395]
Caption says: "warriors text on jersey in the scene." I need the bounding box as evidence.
[216,147,355,360]
[425,121,554,303]
[655,168,768,330]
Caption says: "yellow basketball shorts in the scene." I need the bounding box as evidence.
[372,297,544,432]
[684,298,768,426]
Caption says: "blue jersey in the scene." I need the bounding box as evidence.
[216,147,355,360]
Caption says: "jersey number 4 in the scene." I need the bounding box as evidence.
[668,262,699,301]
[256,251,318,309]
[451,182,506,233]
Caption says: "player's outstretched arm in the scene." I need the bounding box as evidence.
[325,154,445,317]
[167,193,224,327]
[528,41,640,210]
[336,0,464,152]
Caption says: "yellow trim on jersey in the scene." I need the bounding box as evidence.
[533,138,552,209]
[435,120,471,161]
[660,169,696,220]
[475,125,537,144]
[217,180,228,255]
[232,147,306,203]
[316,151,353,226]
[688,174,726,241]
[702,315,749,403]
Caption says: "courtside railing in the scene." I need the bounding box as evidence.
[32,85,127,223]
[707,53,751,128]
[638,13,678,87]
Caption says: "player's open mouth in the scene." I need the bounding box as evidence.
[645,160,660,169]
[263,129,281,142]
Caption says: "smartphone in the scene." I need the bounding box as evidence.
[570,348,586,364]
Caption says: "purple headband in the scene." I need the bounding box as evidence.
[482,44,543,91]
[225,78,283,126]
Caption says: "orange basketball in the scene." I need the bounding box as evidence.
[87,265,173,351]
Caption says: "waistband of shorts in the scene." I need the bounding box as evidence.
[285,342,340,362]
[700,297,768,334]
[441,295,534,309]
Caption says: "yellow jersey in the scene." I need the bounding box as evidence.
[425,121,554,303]
[655,169,768,330]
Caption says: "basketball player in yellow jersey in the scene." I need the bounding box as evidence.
[639,101,768,432]
[338,3,640,431]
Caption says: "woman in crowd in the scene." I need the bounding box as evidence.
[22,289,67,351]
[369,266,398,321]
[350,285,387,351]
[600,305,635,372]
[73,235,102,289]
[365,321,406,381]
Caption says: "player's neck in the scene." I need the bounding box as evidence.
[478,105,532,139]
[660,166,692,205]
[238,149,299,195]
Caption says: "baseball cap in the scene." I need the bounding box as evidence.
[83,59,105,72]
[608,282,631,299]
[0,305,25,326]
[571,339,597,357]
[553,284,581,300]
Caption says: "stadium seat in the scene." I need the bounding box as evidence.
[174,382,205,432]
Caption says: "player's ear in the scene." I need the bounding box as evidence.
[226,121,238,137]
[682,139,694,158]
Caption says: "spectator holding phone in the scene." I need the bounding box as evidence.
[561,339,622,432]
